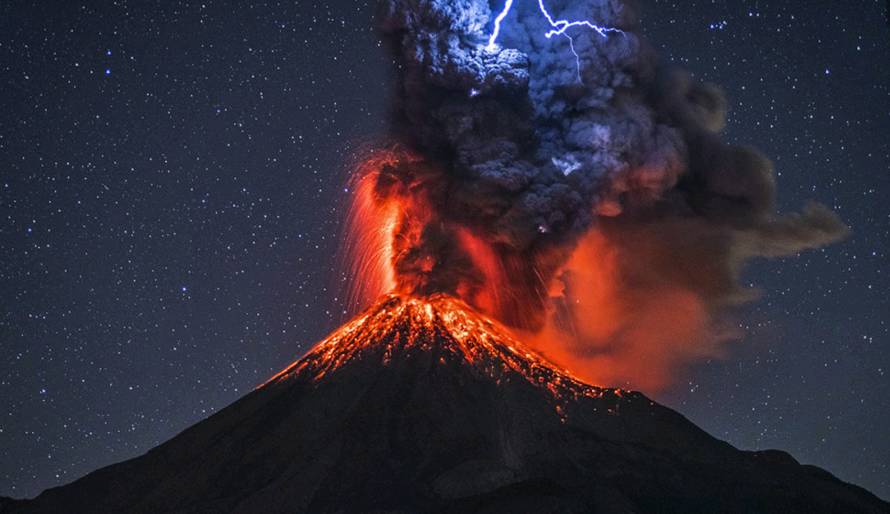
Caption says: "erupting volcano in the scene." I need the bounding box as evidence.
[330,0,850,392]
[4,0,886,512]
[4,293,887,513]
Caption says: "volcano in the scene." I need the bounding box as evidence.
[3,295,886,514]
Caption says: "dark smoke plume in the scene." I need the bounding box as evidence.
[361,0,846,388]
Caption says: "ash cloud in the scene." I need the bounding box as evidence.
[367,0,846,387]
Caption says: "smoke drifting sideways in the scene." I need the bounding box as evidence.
[342,0,847,391]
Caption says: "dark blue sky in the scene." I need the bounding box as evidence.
[1,0,888,501]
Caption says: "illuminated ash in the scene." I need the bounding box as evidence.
[354,0,848,390]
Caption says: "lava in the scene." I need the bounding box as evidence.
[262,294,614,407]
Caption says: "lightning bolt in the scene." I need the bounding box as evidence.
[487,0,515,50]
[486,0,623,82]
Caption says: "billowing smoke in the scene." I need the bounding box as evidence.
[347,0,847,390]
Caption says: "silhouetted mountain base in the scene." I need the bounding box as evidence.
[4,295,887,513]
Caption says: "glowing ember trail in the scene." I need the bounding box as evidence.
[339,149,411,310]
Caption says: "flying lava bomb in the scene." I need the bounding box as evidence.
[340,0,849,391]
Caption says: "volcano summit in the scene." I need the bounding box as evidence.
[2,295,886,513]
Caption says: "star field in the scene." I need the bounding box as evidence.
[645,0,890,499]
[1,0,888,501]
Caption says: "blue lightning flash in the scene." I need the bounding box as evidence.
[486,0,623,82]
[486,0,515,50]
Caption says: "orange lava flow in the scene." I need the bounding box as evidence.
[261,294,619,406]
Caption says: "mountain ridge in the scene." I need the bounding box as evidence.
[4,294,887,513]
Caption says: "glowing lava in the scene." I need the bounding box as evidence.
[262,294,617,410]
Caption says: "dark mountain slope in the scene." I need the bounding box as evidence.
[4,295,887,513]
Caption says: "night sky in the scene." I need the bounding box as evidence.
[1,0,888,501]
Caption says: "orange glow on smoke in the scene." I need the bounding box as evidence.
[341,148,447,306]
[341,151,401,309]
[454,228,505,315]
[342,150,523,317]
[524,229,726,392]
[339,152,725,393]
